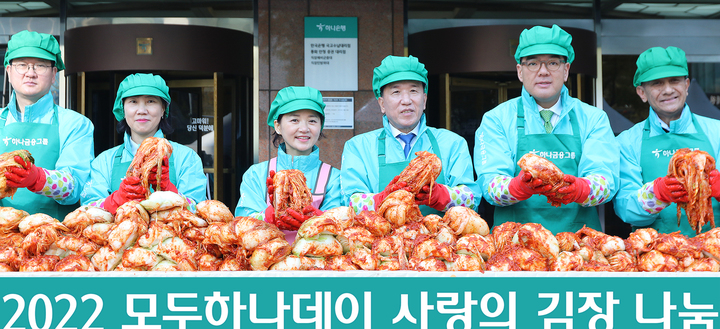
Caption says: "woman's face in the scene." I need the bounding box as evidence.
[274,109,322,156]
[123,95,165,143]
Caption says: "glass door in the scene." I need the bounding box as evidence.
[438,74,522,158]
[166,75,225,202]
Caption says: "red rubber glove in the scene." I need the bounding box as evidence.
[653,176,689,203]
[415,183,452,211]
[555,175,591,205]
[301,204,323,217]
[5,156,46,192]
[279,205,322,231]
[104,176,147,215]
[508,170,552,201]
[264,205,276,225]
[148,156,178,193]
[373,176,409,207]
[710,170,720,199]
[267,170,276,206]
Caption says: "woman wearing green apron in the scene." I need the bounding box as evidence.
[81,73,206,214]
[341,55,478,216]
[0,30,95,220]
[615,46,720,235]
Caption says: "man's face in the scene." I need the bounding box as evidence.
[378,80,426,133]
[6,57,57,104]
[516,54,570,107]
[636,76,689,121]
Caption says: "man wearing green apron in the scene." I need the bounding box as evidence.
[341,55,478,216]
[615,46,720,235]
[475,25,620,234]
[0,30,94,220]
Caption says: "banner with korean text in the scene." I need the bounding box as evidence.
[0,272,717,328]
[304,17,358,91]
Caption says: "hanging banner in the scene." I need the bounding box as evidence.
[0,272,718,328]
[304,17,358,91]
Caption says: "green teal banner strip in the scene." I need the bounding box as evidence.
[305,17,357,38]
[0,274,718,328]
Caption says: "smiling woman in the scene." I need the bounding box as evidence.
[81,73,207,215]
[234,86,343,242]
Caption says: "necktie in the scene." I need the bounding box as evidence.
[399,133,415,157]
[540,110,554,133]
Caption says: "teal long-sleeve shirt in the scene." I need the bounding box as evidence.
[0,92,94,205]
[474,86,620,208]
[234,144,342,218]
[81,129,207,209]
[614,106,720,227]
[340,114,478,213]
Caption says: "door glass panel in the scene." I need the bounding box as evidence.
[167,87,215,169]
[451,88,497,159]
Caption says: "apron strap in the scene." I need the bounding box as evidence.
[642,117,652,140]
[377,130,387,167]
[517,98,526,135]
[425,129,445,185]
[311,162,332,207]
[266,157,277,206]
[0,108,8,125]
[111,146,126,191]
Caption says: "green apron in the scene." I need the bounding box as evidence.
[638,114,718,235]
[0,105,75,220]
[494,98,600,234]
[377,129,446,216]
[111,141,177,192]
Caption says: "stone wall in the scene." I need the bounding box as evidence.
[257,0,405,168]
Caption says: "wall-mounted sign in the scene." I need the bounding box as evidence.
[187,117,214,133]
[137,37,153,55]
[304,17,358,91]
[323,97,354,129]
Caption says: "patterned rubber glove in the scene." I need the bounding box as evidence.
[653,176,689,203]
[508,170,552,201]
[415,183,451,211]
[5,155,46,192]
[372,176,408,207]
[148,156,178,193]
[104,176,146,215]
[555,175,591,205]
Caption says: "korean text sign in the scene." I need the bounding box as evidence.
[0,273,718,328]
[304,17,358,91]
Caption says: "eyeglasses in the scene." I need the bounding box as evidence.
[12,63,51,75]
[521,59,565,72]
